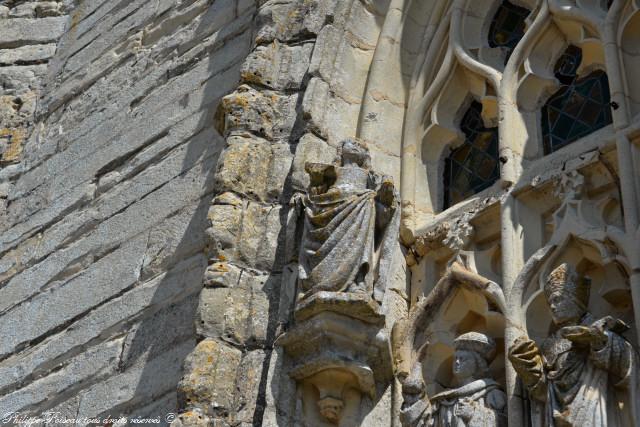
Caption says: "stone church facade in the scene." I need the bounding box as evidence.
[1,0,639,426]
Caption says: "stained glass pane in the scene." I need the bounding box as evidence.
[488,1,531,64]
[554,45,582,84]
[443,101,500,209]
[542,45,612,154]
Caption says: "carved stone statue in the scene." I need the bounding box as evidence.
[400,332,507,427]
[297,138,398,302]
[508,263,639,427]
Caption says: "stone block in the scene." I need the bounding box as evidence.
[196,270,275,346]
[0,146,215,305]
[205,203,242,261]
[217,85,300,141]
[260,347,299,427]
[170,410,212,427]
[127,391,178,424]
[255,0,337,43]
[196,287,228,338]
[203,261,242,288]
[0,255,205,393]
[9,3,37,18]
[302,76,330,138]
[0,234,148,359]
[0,92,37,127]
[206,199,278,269]
[36,2,64,17]
[233,350,267,424]
[237,202,283,270]
[120,296,199,371]
[177,339,242,416]
[0,17,66,47]
[215,134,293,202]
[45,395,82,426]
[290,133,336,191]
[138,201,210,281]
[0,127,26,165]
[241,41,314,90]
[0,44,57,65]
[0,338,123,414]
[77,340,194,420]
[0,65,47,94]
[302,76,361,145]
[311,24,375,102]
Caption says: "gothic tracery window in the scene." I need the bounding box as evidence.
[541,45,613,154]
[443,101,500,209]
[488,0,531,63]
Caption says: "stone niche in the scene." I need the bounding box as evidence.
[393,261,508,427]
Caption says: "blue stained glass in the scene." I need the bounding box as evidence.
[542,45,612,154]
[443,101,500,209]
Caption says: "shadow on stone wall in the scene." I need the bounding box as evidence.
[110,5,256,423]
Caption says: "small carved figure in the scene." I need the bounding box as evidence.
[400,332,507,427]
[298,138,398,301]
[508,263,638,426]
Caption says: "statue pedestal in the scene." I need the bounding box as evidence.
[276,292,392,426]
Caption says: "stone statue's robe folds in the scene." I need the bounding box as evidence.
[529,315,640,427]
[298,187,377,296]
[400,379,506,427]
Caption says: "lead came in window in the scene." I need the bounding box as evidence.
[541,45,613,154]
[488,0,531,64]
[443,101,500,209]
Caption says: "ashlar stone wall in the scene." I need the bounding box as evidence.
[4,0,637,426]
[0,0,256,422]
[0,0,70,173]
[0,0,408,424]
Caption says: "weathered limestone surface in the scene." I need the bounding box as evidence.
[8,0,637,426]
[0,3,70,169]
[0,0,256,422]
[0,0,408,424]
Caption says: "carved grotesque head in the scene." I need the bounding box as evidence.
[340,138,371,168]
[453,332,496,381]
[544,263,589,325]
[318,396,344,423]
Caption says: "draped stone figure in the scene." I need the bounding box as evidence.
[508,263,640,427]
[297,138,399,302]
[400,332,507,427]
